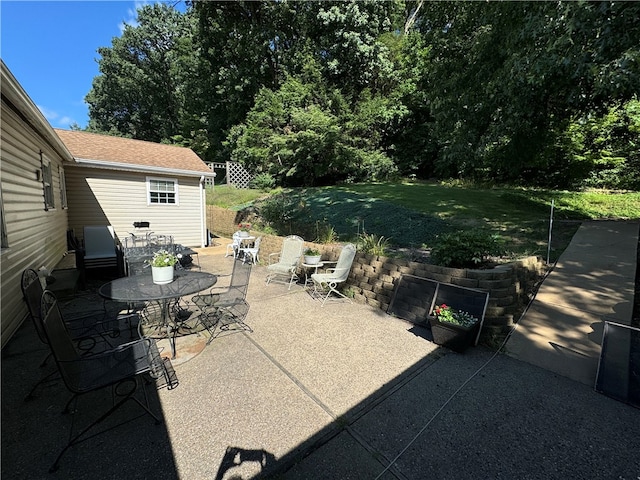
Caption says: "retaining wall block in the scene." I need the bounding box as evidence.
[359,283,373,292]
[485,306,506,317]
[423,272,454,284]
[363,290,378,300]
[367,298,382,309]
[489,287,512,298]
[478,278,514,290]
[370,260,384,270]
[353,273,367,284]
[383,263,399,274]
[353,293,366,303]
[495,295,515,307]
[361,264,376,275]
[382,281,395,292]
[378,273,393,283]
[373,284,390,295]
[484,315,514,326]
[450,277,480,289]
[398,266,413,275]
[407,261,425,271]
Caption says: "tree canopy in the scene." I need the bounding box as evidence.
[85,0,640,190]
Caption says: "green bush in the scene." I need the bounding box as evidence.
[249,173,276,191]
[431,231,504,268]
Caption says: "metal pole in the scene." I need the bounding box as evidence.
[546,199,554,265]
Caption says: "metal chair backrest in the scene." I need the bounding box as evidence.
[332,243,357,282]
[226,257,252,303]
[279,235,304,267]
[40,290,80,366]
[21,269,47,344]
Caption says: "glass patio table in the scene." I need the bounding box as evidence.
[99,271,217,359]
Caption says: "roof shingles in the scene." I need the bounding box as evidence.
[54,129,211,175]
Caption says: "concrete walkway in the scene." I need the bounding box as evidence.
[506,220,639,385]
[2,222,639,479]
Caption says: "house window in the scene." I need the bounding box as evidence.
[40,153,54,210]
[59,165,68,209]
[0,188,7,249]
[147,177,178,205]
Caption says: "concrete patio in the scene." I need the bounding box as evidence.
[2,224,639,479]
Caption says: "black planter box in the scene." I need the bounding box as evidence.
[428,317,479,353]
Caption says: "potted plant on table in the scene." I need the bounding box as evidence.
[237,223,252,237]
[429,303,480,352]
[303,247,322,265]
[147,249,179,284]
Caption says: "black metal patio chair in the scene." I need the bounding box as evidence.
[40,290,178,473]
[21,268,140,399]
[192,257,252,343]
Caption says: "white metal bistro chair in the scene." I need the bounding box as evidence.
[311,243,357,306]
[240,236,262,264]
[265,235,304,289]
[225,232,243,258]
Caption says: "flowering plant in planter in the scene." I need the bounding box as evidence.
[238,223,251,232]
[432,304,478,329]
[147,249,179,267]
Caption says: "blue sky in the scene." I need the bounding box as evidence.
[1,1,183,130]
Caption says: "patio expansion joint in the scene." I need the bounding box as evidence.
[241,331,440,480]
[241,331,337,420]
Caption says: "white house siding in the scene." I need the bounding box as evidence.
[65,167,204,248]
[1,104,70,348]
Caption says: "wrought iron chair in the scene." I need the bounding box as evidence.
[40,290,178,473]
[311,243,357,306]
[21,269,139,399]
[265,235,304,289]
[192,257,252,343]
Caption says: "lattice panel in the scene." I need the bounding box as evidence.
[226,161,252,188]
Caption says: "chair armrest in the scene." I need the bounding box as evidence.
[268,253,281,264]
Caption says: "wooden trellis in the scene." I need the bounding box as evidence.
[207,162,252,188]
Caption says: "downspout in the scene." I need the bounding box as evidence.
[199,176,206,247]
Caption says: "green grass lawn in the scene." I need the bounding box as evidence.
[208,182,640,263]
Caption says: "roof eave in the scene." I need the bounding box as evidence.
[1,60,75,162]
[69,158,216,178]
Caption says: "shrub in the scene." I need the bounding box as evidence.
[431,231,504,268]
[358,233,390,256]
[249,173,276,191]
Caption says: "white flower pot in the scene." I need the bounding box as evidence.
[152,265,174,284]
[304,255,321,265]
[238,231,250,237]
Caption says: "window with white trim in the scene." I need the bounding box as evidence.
[59,165,68,209]
[41,153,54,210]
[147,177,178,205]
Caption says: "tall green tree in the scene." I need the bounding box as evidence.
[227,65,397,187]
[86,4,196,142]
[413,1,640,185]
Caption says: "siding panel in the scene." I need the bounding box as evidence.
[66,167,204,247]
[1,103,70,347]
